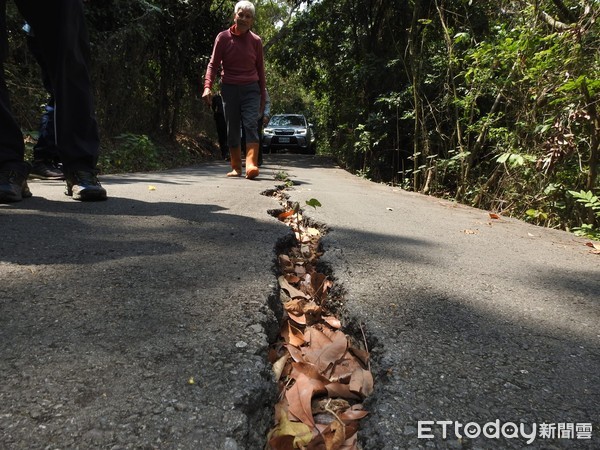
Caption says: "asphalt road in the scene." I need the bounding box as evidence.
[1,154,598,449]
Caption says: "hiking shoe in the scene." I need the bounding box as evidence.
[0,168,32,203]
[29,160,65,180]
[64,170,107,201]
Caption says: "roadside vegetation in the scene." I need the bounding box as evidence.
[5,0,599,238]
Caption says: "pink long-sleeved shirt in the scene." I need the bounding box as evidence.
[204,25,266,105]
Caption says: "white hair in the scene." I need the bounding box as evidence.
[234,1,255,18]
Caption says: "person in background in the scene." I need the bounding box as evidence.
[211,92,229,161]
[258,88,270,166]
[23,22,63,180]
[29,101,62,179]
[0,0,107,202]
[202,0,266,180]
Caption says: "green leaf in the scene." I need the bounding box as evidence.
[497,153,510,164]
[525,209,537,217]
[511,154,525,166]
[305,198,322,209]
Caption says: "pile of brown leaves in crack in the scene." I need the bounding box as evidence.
[267,208,373,450]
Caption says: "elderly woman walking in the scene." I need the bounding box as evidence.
[202,1,266,179]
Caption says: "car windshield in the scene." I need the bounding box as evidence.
[269,115,306,127]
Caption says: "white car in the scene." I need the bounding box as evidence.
[262,114,316,154]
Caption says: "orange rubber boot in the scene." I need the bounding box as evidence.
[245,144,259,179]
[227,147,242,177]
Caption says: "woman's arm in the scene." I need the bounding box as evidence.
[256,38,266,115]
[203,33,224,105]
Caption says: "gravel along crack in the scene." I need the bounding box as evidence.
[262,185,374,449]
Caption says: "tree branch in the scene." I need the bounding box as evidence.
[538,10,572,31]
[550,0,577,23]
[263,4,301,54]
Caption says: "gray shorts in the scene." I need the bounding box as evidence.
[221,82,260,147]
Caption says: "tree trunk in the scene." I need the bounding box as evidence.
[408,0,425,191]
[435,0,468,199]
[581,79,599,193]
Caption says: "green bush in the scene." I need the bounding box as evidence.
[569,190,600,240]
[100,133,161,173]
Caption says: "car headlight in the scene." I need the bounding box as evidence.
[263,128,274,135]
[295,128,307,135]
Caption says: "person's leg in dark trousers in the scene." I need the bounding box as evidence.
[257,117,263,166]
[15,0,106,200]
[215,114,229,160]
[212,94,229,160]
[0,70,27,170]
[0,0,32,202]
[241,123,246,159]
[215,114,229,161]
[25,24,63,179]
[29,99,64,179]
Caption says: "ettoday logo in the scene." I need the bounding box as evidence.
[418,420,593,444]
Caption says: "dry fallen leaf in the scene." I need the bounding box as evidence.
[278,209,295,220]
[294,264,307,276]
[284,299,309,326]
[339,424,359,449]
[285,344,305,363]
[303,325,330,347]
[284,274,302,284]
[279,255,295,273]
[279,275,309,300]
[323,316,342,329]
[268,411,313,449]
[286,372,326,427]
[303,330,348,374]
[284,299,305,314]
[301,244,312,257]
[325,382,362,401]
[339,405,369,422]
[281,321,306,347]
[489,212,500,219]
[322,419,346,450]
[348,346,369,368]
[329,352,362,382]
[348,368,374,398]
[148,185,156,191]
[288,311,307,326]
[306,227,321,237]
[268,435,295,450]
[310,273,330,302]
[273,355,289,381]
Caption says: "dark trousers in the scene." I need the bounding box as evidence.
[32,100,59,163]
[214,112,229,159]
[27,32,59,163]
[0,0,99,173]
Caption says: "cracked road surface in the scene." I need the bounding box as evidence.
[1,154,598,449]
